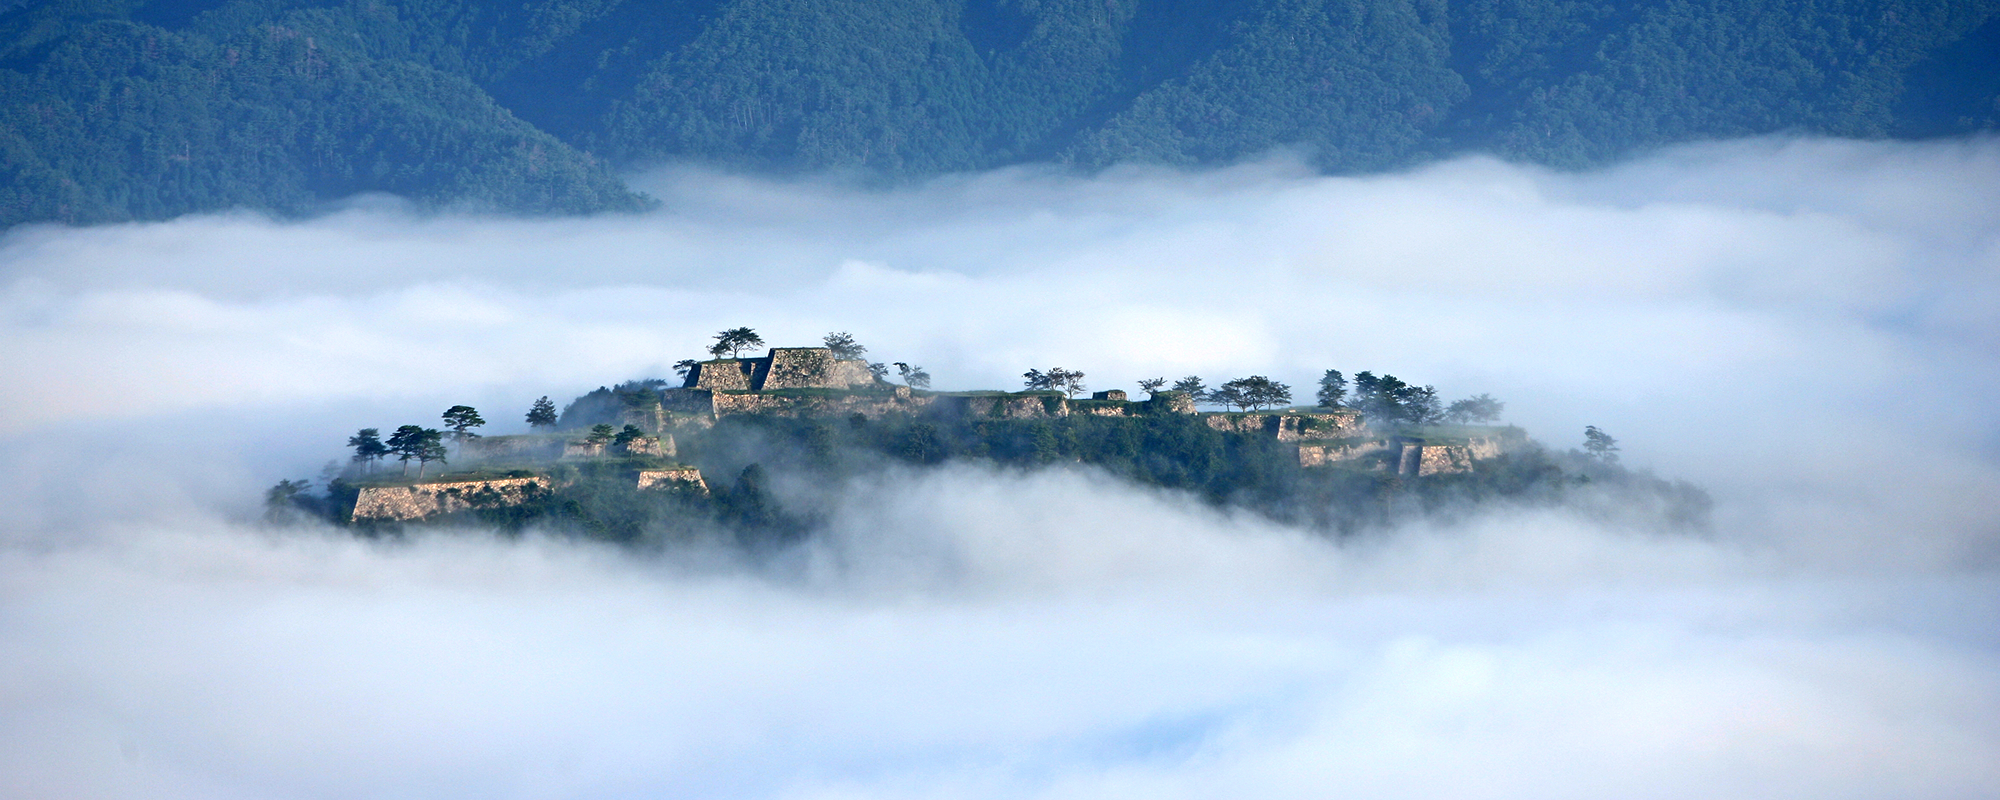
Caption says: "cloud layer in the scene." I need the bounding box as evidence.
[1,137,1997,798]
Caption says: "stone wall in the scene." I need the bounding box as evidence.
[1146,391,1197,414]
[930,394,1068,419]
[686,359,754,391]
[1415,444,1474,476]
[1091,390,1128,401]
[711,387,932,419]
[352,477,544,522]
[460,435,566,461]
[757,348,874,390]
[636,468,708,493]
[660,387,715,414]
[561,434,675,458]
[1206,412,1364,441]
[620,434,673,457]
[1296,439,1394,467]
[1072,399,1136,417]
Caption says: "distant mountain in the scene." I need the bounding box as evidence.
[4,0,1996,227]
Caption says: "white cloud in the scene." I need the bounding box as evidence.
[0,137,1997,798]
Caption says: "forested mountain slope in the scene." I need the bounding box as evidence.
[3,0,1995,227]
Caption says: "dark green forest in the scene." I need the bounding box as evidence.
[4,0,1997,227]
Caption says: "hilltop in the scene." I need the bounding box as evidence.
[268,331,1709,546]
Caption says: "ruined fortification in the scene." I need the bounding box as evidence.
[352,477,545,522]
[685,347,874,392]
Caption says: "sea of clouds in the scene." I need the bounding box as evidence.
[1,137,1996,798]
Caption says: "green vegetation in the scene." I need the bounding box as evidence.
[7,0,1996,227]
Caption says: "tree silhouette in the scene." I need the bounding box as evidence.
[1584,426,1620,463]
[1218,376,1291,410]
[709,327,765,358]
[1445,394,1505,423]
[1316,370,1347,408]
[386,425,426,476]
[1023,367,1085,398]
[525,397,558,428]
[441,406,485,441]
[1172,376,1208,403]
[412,429,447,479]
[347,428,388,472]
[894,362,932,389]
[823,331,866,360]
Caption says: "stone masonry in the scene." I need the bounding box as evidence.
[352,478,544,521]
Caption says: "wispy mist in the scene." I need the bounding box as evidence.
[1,137,1997,798]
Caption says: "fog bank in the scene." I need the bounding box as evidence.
[1,137,1997,797]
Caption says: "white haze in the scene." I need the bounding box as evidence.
[1,137,1997,798]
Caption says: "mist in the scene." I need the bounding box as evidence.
[2,137,1997,798]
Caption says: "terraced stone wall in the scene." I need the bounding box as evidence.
[351,478,543,521]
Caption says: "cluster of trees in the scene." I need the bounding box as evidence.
[1311,369,1504,426]
[1140,375,1295,411]
[1023,367,1086,398]
[6,0,1993,228]
[346,405,488,478]
[584,423,650,447]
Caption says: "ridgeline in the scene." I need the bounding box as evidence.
[6,0,1997,227]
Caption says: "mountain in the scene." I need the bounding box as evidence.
[4,0,1996,227]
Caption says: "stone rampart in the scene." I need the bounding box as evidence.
[619,434,672,457]
[1416,445,1474,476]
[1208,411,1365,441]
[758,348,874,390]
[1146,391,1197,414]
[660,387,715,415]
[1296,439,1394,467]
[352,477,544,522]
[686,360,754,391]
[461,435,565,461]
[930,394,1068,419]
[636,468,708,493]
[711,388,933,419]
[1072,399,1136,417]
[1282,412,1364,441]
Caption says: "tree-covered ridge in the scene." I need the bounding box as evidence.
[4,0,1996,226]
[0,0,650,226]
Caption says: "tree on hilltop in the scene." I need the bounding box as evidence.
[1445,394,1504,424]
[412,430,447,479]
[526,397,558,428]
[1138,378,1167,395]
[673,360,699,379]
[823,332,866,360]
[613,425,645,446]
[386,425,426,476]
[709,327,764,358]
[894,362,932,390]
[441,406,485,441]
[1024,367,1085,398]
[586,424,617,445]
[1172,376,1208,403]
[1316,370,1347,408]
[347,428,388,472]
[1218,376,1291,411]
[1404,385,1442,426]
[1584,426,1620,464]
